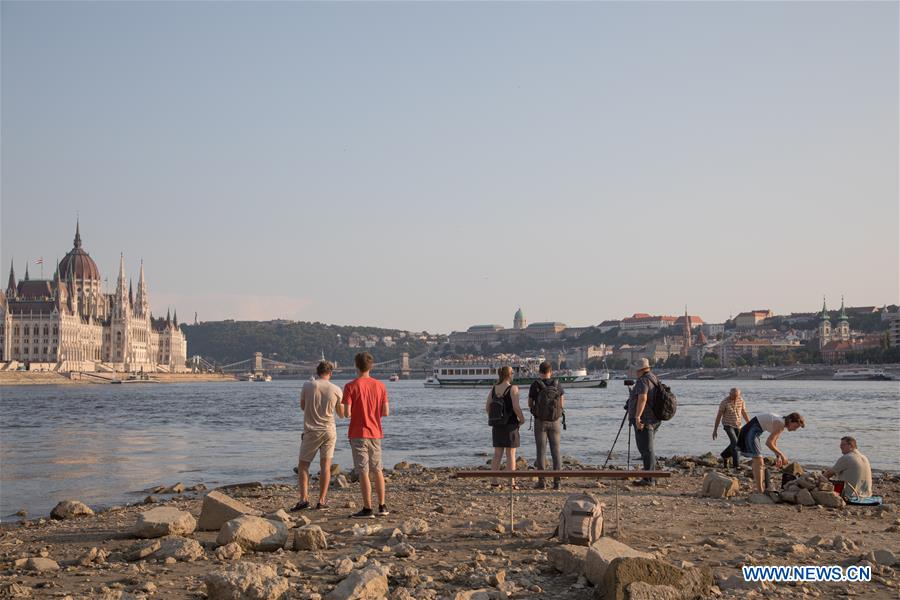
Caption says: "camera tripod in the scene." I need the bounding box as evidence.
[603,380,634,469]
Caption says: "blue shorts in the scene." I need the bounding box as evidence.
[738,417,763,458]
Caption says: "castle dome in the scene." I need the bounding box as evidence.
[514,307,524,320]
[58,221,101,281]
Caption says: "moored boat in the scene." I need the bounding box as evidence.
[832,368,893,381]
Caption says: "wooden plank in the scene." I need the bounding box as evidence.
[450,470,670,479]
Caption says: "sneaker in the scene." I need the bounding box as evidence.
[552,479,562,491]
[315,502,329,510]
[534,480,547,490]
[350,507,375,519]
[633,479,655,487]
[289,500,310,512]
[377,504,390,516]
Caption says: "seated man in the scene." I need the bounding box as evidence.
[823,436,872,499]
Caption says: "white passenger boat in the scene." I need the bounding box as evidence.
[832,368,893,381]
[424,360,608,389]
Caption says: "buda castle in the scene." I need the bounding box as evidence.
[0,223,187,372]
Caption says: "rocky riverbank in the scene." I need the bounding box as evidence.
[0,458,897,599]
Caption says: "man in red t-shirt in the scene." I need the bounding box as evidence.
[342,352,390,518]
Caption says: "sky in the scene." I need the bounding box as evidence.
[2,1,897,333]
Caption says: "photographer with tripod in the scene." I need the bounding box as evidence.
[627,358,661,487]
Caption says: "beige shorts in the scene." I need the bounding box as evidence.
[350,438,383,473]
[298,429,337,464]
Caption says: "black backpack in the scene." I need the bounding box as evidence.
[648,374,677,421]
[488,385,512,426]
[531,379,563,422]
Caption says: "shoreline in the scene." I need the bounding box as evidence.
[1,458,897,599]
[0,372,237,386]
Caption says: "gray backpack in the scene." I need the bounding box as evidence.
[558,493,604,545]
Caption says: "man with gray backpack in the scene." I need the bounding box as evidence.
[528,361,565,490]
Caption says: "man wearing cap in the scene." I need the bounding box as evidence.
[627,357,660,486]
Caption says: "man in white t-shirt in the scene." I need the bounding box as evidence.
[824,436,872,499]
[291,361,345,511]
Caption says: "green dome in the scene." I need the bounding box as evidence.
[514,308,524,320]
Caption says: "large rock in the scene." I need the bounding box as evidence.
[811,490,844,508]
[597,557,713,600]
[263,509,294,529]
[215,542,243,561]
[50,500,94,520]
[24,558,60,572]
[626,582,680,600]
[153,536,204,561]
[217,516,288,552]
[325,563,390,600]
[198,490,262,531]
[701,472,739,499]
[549,544,589,575]
[292,525,327,551]
[584,538,652,585]
[795,489,816,506]
[133,507,197,538]
[205,562,289,600]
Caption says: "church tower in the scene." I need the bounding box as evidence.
[836,296,850,342]
[682,306,693,357]
[818,297,831,349]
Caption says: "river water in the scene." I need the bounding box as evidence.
[1,379,898,519]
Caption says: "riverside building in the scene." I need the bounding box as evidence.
[0,223,187,372]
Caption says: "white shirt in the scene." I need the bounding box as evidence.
[755,413,785,434]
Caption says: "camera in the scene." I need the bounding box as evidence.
[624,379,635,386]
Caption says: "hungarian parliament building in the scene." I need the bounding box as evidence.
[0,223,187,372]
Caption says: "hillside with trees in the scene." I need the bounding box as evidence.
[182,321,435,366]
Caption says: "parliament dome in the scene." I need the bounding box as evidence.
[59,221,101,281]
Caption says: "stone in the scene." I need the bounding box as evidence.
[334,558,354,576]
[124,539,161,561]
[626,581,681,600]
[394,461,411,470]
[584,537,652,585]
[548,544,589,575]
[0,582,32,597]
[264,509,294,528]
[292,525,328,551]
[325,563,390,600]
[748,493,775,505]
[217,515,289,552]
[154,536,204,561]
[76,547,99,566]
[164,482,186,494]
[811,490,844,508]
[205,562,290,600]
[833,535,858,552]
[399,518,430,535]
[392,543,416,558]
[334,475,350,489]
[782,462,804,476]
[598,557,713,600]
[807,535,831,547]
[294,515,311,527]
[872,549,897,566]
[701,472,739,499]
[50,500,94,520]
[133,507,197,538]
[198,490,262,531]
[24,557,59,572]
[214,542,243,561]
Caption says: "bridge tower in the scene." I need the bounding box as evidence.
[399,352,411,379]
[253,352,264,374]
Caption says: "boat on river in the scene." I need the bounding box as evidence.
[832,368,893,381]
[424,360,608,389]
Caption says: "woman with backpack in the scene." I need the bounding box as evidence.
[485,366,525,488]
[712,388,750,470]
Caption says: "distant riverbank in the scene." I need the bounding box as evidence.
[0,371,237,386]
